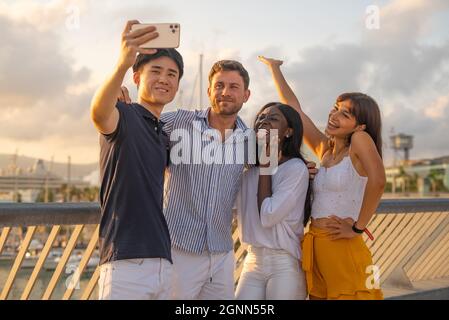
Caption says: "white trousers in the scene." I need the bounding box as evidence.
[235,246,307,300]
[98,258,172,300]
[171,248,235,300]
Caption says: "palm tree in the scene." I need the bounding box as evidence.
[426,169,448,194]
[396,166,412,194]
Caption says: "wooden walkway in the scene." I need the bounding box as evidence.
[384,277,449,299]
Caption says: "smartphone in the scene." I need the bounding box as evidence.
[131,23,180,49]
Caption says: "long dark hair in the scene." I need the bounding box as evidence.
[337,93,383,158]
[254,102,313,226]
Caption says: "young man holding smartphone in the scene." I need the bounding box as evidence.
[90,20,184,300]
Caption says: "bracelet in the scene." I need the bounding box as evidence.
[352,222,375,240]
[352,222,365,234]
[364,228,375,241]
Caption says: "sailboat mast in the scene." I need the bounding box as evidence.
[199,54,203,109]
[66,156,71,202]
[13,149,18,202]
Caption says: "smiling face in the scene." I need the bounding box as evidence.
[207,70,250,116]
[133,56,180,108]
[254,105,292,144]
[325,99,363,139]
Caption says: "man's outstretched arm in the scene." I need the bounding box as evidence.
[90,20,158,134]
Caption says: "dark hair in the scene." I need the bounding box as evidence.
[254,102,313,226]
[337,93,383,158]
[132,48,184,80]
[208,60,250,90]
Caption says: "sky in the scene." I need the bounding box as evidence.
[0,0,448,165]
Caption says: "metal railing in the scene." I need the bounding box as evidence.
[1,199,449,300]
[0,203,100,300]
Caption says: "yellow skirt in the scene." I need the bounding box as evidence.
[301,225,383,300]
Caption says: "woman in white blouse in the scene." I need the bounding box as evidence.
[235,102,312,300]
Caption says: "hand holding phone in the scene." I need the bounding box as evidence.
[130,23,181,49]
[117,20,159,70]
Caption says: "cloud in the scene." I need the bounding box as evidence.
[374,0,449,44]
[0,0,88,32]
[0,0,182,163]
[0,14,90,107]
[0,3,96,163]
[105,2,173,23]
[425,94,449,119]
[384,98,449,159]
[0,90,94,139]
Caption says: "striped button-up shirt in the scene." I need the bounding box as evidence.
[160,108,250,254]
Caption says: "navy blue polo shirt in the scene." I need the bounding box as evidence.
[98,102,171,265]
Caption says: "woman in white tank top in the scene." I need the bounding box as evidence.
[259,56,385,300]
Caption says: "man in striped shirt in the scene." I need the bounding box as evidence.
[161,60,251,299]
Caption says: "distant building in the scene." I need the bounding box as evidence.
[0,159,91,202]
[386,155,449,194]
[390,133,413,165]
[83,169,100,187]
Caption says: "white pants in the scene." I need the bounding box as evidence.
[171,248,235,300]
[235,246,307,300]
[98,258,172,300]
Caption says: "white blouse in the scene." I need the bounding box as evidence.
[235,158,309,260]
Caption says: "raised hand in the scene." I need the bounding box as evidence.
[117,20,159,71]
[257,55,283,67]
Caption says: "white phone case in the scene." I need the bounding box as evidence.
[131,23,180,49]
